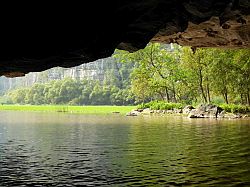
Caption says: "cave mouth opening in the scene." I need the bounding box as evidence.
[1,42,250,107]
[0,2,250,187]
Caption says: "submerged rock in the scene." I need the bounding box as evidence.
[221,113,242,119]
[126,109,141,116]
[188,111,204,118]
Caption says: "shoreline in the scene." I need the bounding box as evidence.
[126,105,250,120]
[0,105,135,115]
[0,104,249,120]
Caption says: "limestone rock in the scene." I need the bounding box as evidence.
[141,108,154,115]
[0,1,249,77]
[183,105,195,114]
[188,104,224,118]
[126,109,141,116]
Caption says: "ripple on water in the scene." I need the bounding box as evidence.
[0,112,250,186]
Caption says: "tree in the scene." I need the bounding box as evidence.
[5,43,250,107]
[181,47,212,103]
[232,49,250,105]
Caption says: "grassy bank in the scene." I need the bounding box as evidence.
[137,101,183,110]
[219,104,250,114]
[137,101,250,114]
[0,105,135,115]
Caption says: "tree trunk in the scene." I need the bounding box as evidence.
[172,82,177,103]
[198,68,207,103]
[223,89,229,104]
[206,77,211,103]
[240,93,244,105]
[247,89,250,106]
[159,91,165,100]
[165,87,170,102]
[225,93,229,104]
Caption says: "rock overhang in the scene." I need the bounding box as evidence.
[0,1,249,77]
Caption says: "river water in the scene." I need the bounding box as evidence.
[0,111,249,186]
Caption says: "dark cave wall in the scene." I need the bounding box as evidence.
[0,0,249,77]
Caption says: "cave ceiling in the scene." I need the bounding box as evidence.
[0,1,249,77]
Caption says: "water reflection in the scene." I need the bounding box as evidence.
[0,111,249,186]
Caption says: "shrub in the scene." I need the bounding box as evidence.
[137,101,183,110]
[220,104,250,114]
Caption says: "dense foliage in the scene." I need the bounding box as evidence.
[5,78,135,105]
[219,104,250,114]
[2,43,250,107]
[114,43,250,106]
[4,58,136,106]
[137,101,183,110]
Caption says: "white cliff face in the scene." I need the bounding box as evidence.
[0,57,126,94]
[63,57,119,80]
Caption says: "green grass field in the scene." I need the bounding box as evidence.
[0,105,135,115]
